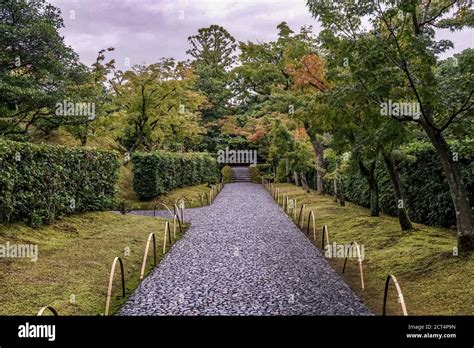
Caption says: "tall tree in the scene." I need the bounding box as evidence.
[286,53,331,194]
[0,0,95,139]
[268,118,295,182]
[187,25,237,122]
[314,33,414,227]
[307,0,473,252]
[108,59,206,152]
[187,25,237,72]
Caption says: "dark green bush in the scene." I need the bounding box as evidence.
[204,156,219,184]
[256,163,272,175]
[221,165,233,183]
[132,152,218,200]
[249,166,262,183]
[0,140,119,226]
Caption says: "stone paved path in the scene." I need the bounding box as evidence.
[118,183,371,315]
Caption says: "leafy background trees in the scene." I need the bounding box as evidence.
[0,0,95,139]
[106,59,206,152]
[306,0,473,251]
[0,0,472,252]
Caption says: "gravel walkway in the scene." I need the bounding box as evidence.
[119,183,371,315]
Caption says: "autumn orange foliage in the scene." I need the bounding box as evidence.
[293,127,308,140]
[286,54,330,92]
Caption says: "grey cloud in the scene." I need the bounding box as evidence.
[48,0,471,68]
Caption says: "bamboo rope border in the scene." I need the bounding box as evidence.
[383,275,408,316]
[104,257,125,316]
[163,222,171,254]
[156,203,174,219]
[307,210,316,240]
[37,306,58,316]
[298,204,306,229]
[321,225,330,249]
[342,241,365,290]
[139,233,156,280]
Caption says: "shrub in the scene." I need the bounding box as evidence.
[324,145,473,228]
[249,166,262,183]
[221,165,233,183]
[256,163,272,175]
[0,140,119,226]
[132,152,218,200]
[204,156,219,184]
[276,160,287,182]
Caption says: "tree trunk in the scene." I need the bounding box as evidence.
[369,176,379,217]
[310,138,325,194]
[383,154,413,231]
[285,158,291,183]
[333,178,338,202]
[421,121,473,252]
[338,175,345,206]
[293,171,300,186]
[300,172,309,191]
[273,159,277,183]
[407,15,474,253]
[359,161,380,217]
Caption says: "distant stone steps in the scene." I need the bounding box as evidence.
[231,167,252,183]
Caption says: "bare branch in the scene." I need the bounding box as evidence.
[439,90,474,132]
[418,1,456,28]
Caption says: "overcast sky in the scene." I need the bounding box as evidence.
[49,0,473,69]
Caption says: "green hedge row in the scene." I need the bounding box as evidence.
[0,140,119,226]
[323,147,473,228]
[249,166,261,183]
[132,152,218,200]
[256,164,274,181]
[221,165,233,183]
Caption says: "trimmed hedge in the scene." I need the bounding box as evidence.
[0,140,119,226]
[132,152,218,200]
[221,165,233,183]
[323,146,473,228]
[256,163,274,181]
[249,166,262,183]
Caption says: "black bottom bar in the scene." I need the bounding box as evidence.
[0,316,472,346]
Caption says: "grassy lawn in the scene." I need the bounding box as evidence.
[273,183,473,315]
[0,212,186,315]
